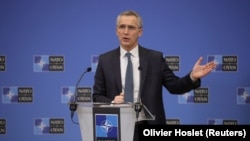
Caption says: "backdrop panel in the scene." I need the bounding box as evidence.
[0,0,249,141]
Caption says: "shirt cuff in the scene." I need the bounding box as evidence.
[190,72,197,82]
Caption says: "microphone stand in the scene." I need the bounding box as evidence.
[69,67,92,124]
[134,66,143,121]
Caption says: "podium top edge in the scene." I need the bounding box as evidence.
[76,102,134,108]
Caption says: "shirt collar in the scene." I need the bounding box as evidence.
[120,45,139,58]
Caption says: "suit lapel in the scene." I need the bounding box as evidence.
[110,46,149,98]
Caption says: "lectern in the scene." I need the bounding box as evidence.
[76,102,154,141]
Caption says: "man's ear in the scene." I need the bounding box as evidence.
[138,29,143,37]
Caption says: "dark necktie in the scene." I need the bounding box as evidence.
[124,52,133,103]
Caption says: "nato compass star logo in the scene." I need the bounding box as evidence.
[34,118,50,135]
[178,92,194,104]
[237,87,250,104]
[2,87,18,103]
[33,55,49,72]
[61,87,75,103]
[95,114,118,138]
[101,120,113,133]
[208,55,221,72]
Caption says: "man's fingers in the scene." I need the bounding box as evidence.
[196,56,203,65]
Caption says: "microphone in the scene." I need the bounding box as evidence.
[134,66,142,120]
[70,67,92,124]
[134,102,142,120]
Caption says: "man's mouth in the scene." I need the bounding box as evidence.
[122,37,130,41]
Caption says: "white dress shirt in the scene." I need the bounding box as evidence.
[120,45,140,103]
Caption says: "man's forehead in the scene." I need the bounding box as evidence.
[118,16,138,25]
[119,15,137,20]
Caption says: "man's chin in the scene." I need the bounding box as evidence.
[121,42,131,47]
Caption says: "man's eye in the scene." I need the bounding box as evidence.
[118,25,137,30]
[119,25,126,29]
[128,26,136,30]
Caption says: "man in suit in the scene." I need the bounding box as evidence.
[92,10,216,140]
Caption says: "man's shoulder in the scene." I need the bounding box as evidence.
[99,47,119,58]
[139,45,163,56]
[101,47,119,54]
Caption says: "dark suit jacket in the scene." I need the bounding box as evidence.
[92,45,200,124]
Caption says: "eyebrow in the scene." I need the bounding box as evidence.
[118,24,137,29]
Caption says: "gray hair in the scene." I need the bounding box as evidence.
[116,10,143,28]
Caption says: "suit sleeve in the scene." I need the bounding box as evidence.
[92,55,113,103]
[162,56,201,94]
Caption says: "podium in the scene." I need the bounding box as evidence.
[76,102,154,141]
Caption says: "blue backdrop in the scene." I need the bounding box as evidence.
[1,0,250,141]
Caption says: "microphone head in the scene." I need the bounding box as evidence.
[138,66,142,70]
[86,67,92,72]
[70,102,77,112]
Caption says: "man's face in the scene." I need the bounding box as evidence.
[116,15,143,50]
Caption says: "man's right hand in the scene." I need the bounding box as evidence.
[112,93,125,104]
